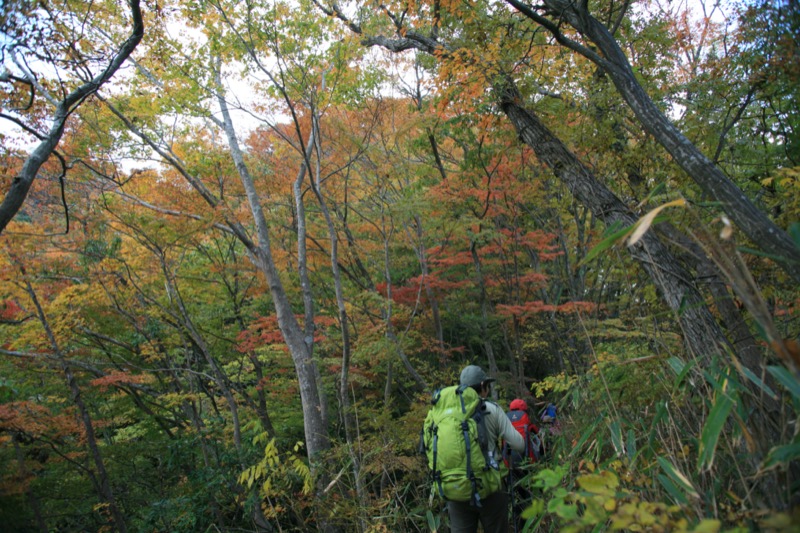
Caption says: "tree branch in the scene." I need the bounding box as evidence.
[0,0,144,234]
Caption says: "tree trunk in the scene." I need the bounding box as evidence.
[308,112,367,511]
[328,193,428,393]
[410,215,447,366]
[21,278,127,533]
[158,253,247,459]
[293,127,330,432]
[508,0,800,282]
[215,83,331,488]
[14,436,47,533]
[496,80,726,361]
[470,241,499,383]
[384,212,430,391]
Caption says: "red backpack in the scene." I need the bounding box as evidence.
[503,400,541,468]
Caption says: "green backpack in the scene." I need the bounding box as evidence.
[421,385,503,507]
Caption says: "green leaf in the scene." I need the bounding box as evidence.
[425,510,439,532]
[657,473,688,505]
[767,366,800,401]
[641,181,667,204]
[626,429,637,462]
[761,439,800,471]
[657,457,699,499]
[738,365,777,399]
[521,499,545,519]
[698,387,735,471]
[609,419,624,457]
[534,467,568,490]
[576,471,618,497]
[580,222,634,265]
[666,356,686,376]
[570,415,602,457]
[549,498,579,520]
[736,246,791,262]
[647,402,669,452]
[668,356,696,393]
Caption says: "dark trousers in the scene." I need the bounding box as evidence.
[447,490,509,533]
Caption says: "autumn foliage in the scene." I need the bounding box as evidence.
[1,0,799,531]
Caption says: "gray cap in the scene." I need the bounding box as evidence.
[459,365,495,387]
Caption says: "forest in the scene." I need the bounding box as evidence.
[0,0,798,531]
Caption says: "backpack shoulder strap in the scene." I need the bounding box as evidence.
[473,400,491,463]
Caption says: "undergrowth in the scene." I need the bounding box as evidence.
[506,346,800,533]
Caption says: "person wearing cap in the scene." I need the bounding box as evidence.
[448,365,526,533]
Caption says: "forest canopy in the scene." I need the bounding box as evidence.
[1,0,798,531]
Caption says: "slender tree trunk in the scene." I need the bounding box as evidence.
[328,196,428,393]
[411,215,447,365]
[214,82,333,528]
[157,252,246,460]
[21,278,127,533]
[216,87,328,456]
[222,243,276,436]
[293,127,330,432]
[14,436,47,533]
[470,241,499,382]
[248,352,276,435]
[383,209,429,391]
[308,112,367,511]
[384,360,394,408]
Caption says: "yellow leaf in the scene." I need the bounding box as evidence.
[627,199,687,246]
[760,512,794,530]
[719,216,733,240]
[639,510,657,526]
[577,471,619,497]
[691,519,721,533]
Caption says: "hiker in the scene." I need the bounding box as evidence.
[505,398,542,466]
[540,402,557,423]
[504,398,542,532]
[443,365,526,533]
[539,402,560,437]
[508,399,541,451]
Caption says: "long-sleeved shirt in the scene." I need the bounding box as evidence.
[480,400,525,454]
